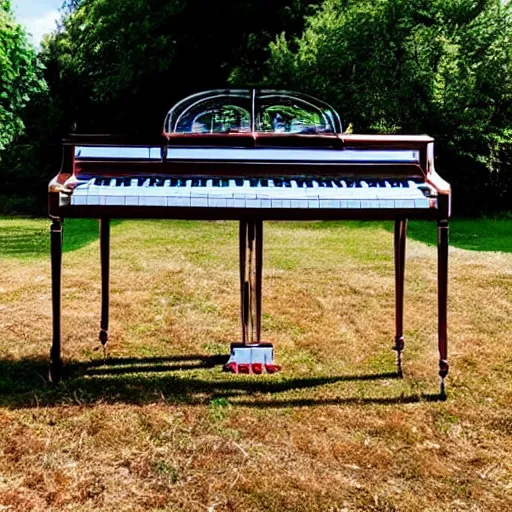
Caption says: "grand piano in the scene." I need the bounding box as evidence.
[48,89,451,393]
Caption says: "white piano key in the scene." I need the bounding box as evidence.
[272,199,282,208]
[125,196,139,206]
[209,197,227,207]
[379,199,395,208]
[87,195,100,205]
[234,193,256,199]
[308,198,319,208]
[319,199,340,208]
[106,195,126,206]
[72,195,87,205]
[145,196,166,206]
[234,198,246,208]
[414,198,430,208]
[291,199,308,208]
[246,198,262,208]
[260,198,271,208]
[191,197,208,207]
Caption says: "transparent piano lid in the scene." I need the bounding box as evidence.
[164,89,342,135]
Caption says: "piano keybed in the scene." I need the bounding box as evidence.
[65,176,436,210]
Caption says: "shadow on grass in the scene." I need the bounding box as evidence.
[0,218,122,258]
[0,355,445,408]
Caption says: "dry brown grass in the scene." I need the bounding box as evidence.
[0,217,511,511]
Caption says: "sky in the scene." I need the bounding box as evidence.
[12,0,62,48]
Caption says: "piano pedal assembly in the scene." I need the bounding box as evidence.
[223,343,281,374]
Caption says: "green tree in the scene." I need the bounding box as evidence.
[0,0,46,151]
[40,0,320,133]
[266,0,512,212]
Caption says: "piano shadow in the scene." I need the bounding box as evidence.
[0,355,445,408]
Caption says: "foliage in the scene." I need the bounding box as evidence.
[0,0,46,151]
[0,0,317,213]
[266,0,512,212]
[2,0,512,214]
[40,0,320,134]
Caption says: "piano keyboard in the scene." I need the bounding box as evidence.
[65,177,436,209]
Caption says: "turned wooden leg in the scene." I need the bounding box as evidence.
[99,219,110,346]
[393,218,407,376]
[438,219,449,396]
[255,221,263,343]
[50,218,63,383]
[239,220,263,344]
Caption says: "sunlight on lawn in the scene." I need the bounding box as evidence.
[0,217,511,511]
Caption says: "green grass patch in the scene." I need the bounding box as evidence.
[304,218,512,253]
[0,217,121,258]
[1,217,511,260]
[389,218,512,252]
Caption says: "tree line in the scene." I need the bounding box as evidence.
[1,0,511,214]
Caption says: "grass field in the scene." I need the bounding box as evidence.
[0,216,511,511]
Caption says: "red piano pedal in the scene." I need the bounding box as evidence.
[238,363,251,374]
[252,363,263,374]
[223,343,280,375]
[224,362,238,374]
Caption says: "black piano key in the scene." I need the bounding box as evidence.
[95,177,109,186]
[148,177,164,187]
[235,178,244,187]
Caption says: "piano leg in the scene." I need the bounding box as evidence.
[393,218,407,376]
[239,220,263,344]
[50,218,63,383]
[255,221,263,343]
[438,219,449,397]
[99,219,110,346]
